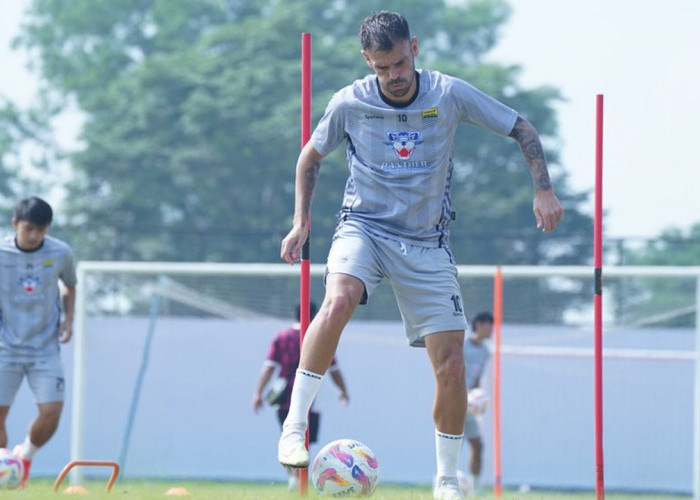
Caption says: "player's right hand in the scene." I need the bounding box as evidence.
[533,190,563,232]
[280,225,309,264]
[59,321,73,343]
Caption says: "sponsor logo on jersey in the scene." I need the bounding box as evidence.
[18,274,41,293]
[43,259,54,267]
[380,161,429,171]
[364,114,384,120]
[421,107,438,118]
[384,131,423,160]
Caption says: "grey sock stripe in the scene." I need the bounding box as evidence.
[436,431,463,440]
[297,369,322,380]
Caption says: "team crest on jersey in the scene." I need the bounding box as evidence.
[384,131,423,160]
[18,274,41,293]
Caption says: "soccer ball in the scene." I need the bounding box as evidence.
[0,448,24,490]
[311,439,379,497]
[467,387,489,416]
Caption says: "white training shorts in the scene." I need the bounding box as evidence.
[326,222,468,347]
[0,355,66,406]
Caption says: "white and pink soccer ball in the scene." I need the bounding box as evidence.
[0,448,24,490]
[311,438,380,497]
[467,387,489,416]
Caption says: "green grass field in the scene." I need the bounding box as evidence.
[13,478,691,499]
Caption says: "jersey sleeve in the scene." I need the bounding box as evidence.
[266,336,282,364]
[452,78,518,137]
[311,89,349,156]
[60,246,78,287]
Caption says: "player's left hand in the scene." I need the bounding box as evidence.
[533,190,563,232]
[59,321,73,343]
[280,224,309,264]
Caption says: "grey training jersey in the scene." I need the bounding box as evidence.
[464,338,490,389]
[0,235,77,361]
[312,69,518,247]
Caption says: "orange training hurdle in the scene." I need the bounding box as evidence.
[53,460,120,492]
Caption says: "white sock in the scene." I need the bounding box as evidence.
[435,430,463,478]
[284,369,324,427]
[471,474,481,491]
[20,436,40,460]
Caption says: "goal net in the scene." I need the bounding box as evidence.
[69,262,699,496]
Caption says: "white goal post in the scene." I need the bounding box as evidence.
[70,262,700,496]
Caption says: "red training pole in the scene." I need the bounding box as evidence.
[594,94,605,500]
[299,34,312,351]
[298,31,312,496]
[492,267,503,497]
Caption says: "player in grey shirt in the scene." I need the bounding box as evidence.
[463,312,494,497]
[0,197,77,489]
[278,11,562,500]
[313,68,518,247]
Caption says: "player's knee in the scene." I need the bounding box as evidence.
[436,353,465,385]
[322,294,357,322]
[38,402,63,421]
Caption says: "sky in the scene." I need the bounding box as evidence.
[489,0,700,240]
[1,0,699,240]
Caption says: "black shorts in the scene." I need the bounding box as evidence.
[277,409,320,444]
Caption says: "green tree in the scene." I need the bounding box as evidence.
[15,0,592,270]
[615,224,700,327]
[0,95,63,220]
[0,100,23,216]
[628,225,700,266]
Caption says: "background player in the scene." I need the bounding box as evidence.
[463,312,494,497]
[0,197,77,489]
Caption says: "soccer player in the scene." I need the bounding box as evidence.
[253,302,349,491]
[278,11,562,500]
[463,312,494,497]
[0,197,77,489]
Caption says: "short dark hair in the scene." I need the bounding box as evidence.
[295,301,318,322]
[471,311,494,330]
[359,11,411,51]
[14,197,53,227]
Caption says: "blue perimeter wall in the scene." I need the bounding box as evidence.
[5,318,696,494]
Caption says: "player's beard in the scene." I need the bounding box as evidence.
[383,59,416,99]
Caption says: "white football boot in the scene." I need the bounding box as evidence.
[277,422,309,468]
[433,475,465,500]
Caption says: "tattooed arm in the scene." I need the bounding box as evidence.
[281,142,323,264]
[509,116,563,232]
